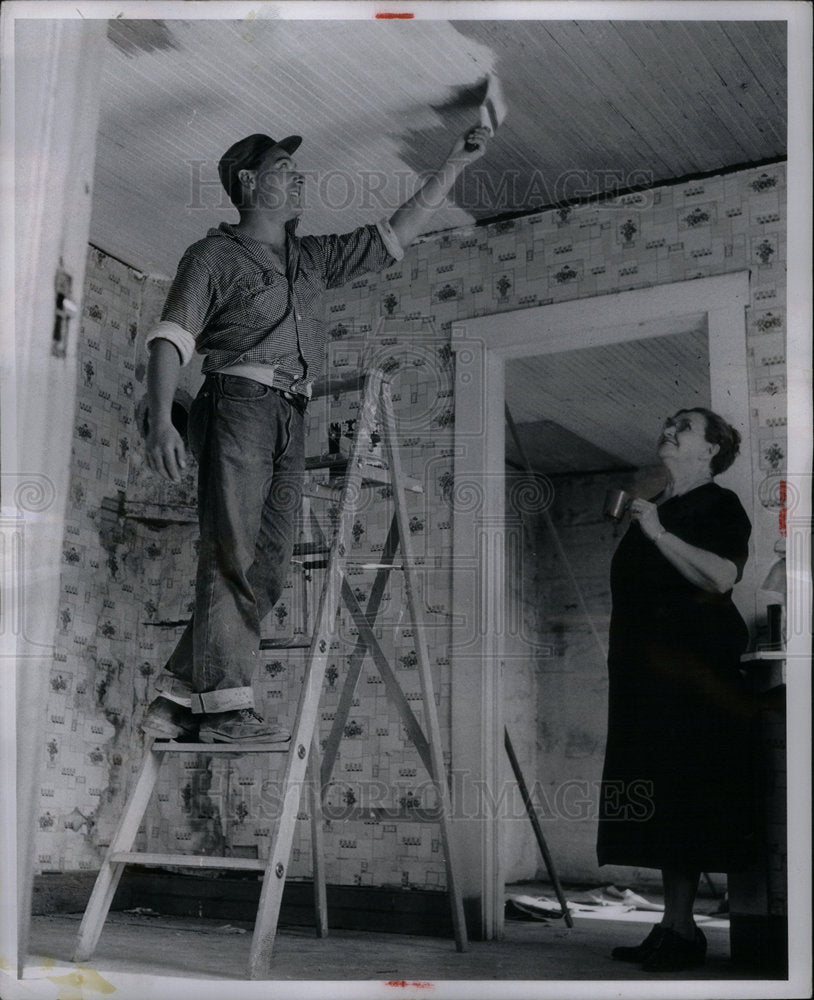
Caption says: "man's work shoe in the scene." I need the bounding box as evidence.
[141,697,198,741]
[154,673,193,707]
[198,709,290,745]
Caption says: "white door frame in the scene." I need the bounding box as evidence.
[1,16,106,975]
[450,271,752,939]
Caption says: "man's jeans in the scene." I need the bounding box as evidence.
[163,373,305,709]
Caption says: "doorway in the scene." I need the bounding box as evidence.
[450,272,753,938]
[502,326,711,887]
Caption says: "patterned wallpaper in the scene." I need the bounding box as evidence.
[37,161,787,892]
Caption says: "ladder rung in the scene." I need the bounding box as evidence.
[154,740,290,753]
[260,638,312,650]
[305,455,350,472]
[292,542,330,556]
[111,852,266,870]
[303,480,423,499]
[304,457,423,494]
[307,476,423,495]
[73,369,468,979]
[363,472,423,493]
[310,373,369,398]
[302,483,342,501]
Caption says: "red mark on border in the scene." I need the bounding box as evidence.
[779,479,787,536]
[386,982,435,990]
[376,12,415,18]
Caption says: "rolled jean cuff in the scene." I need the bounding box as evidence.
[155,673,193,706]
[189,686,254,715]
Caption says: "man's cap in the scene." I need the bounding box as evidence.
[218,133,302,203]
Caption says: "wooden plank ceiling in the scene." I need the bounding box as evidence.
[91,17,786,278]
[88,16,783,475]
[505,326,711,474]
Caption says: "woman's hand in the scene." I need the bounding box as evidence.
[630,498,664,542]
[630,497,738,592]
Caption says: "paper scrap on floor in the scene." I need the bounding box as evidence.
[505,885,664,920]
[505,894,566,920]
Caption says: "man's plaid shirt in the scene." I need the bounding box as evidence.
[146,218,403,394]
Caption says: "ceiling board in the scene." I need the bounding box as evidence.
[506,326,711,474]
[89,18,786,276]
[507,419,632,476]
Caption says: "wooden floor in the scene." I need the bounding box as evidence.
[14,901,780,999]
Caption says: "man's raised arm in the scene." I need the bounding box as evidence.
[388,125,491,251]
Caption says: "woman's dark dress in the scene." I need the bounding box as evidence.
[597,482,756,872]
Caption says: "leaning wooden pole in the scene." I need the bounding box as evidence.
[504,727,573,928]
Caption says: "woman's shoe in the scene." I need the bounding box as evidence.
[611,924,665,962]
[641,926,707,972]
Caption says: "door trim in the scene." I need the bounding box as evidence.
[450,271,751,938]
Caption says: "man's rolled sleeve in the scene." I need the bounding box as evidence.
[145,321,197,366]
[148,252,216,365]
[375,218,405,263]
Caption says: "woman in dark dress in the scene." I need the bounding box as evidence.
[597,407,756,972]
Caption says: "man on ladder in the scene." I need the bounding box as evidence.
[142,121,493,743]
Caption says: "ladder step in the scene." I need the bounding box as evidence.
[111,852,266,871]
[154,740,290,753]
[296,559,407,572]
[365,470,423,493]
[310,373,368,398]
[292,542,330,557]
[305,455,350,472]
[302,482,343,501]
[354,562,405,571]
[304,456,423,494]
[303,480,422,500]
[73,369,466,980]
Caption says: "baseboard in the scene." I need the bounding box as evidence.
[33,870,482,939]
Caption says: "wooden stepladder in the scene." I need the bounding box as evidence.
[73,369,468,980]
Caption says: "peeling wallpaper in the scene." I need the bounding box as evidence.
[38,162,788,892]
